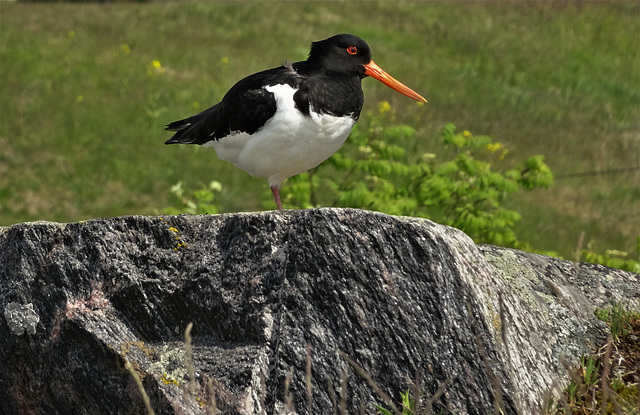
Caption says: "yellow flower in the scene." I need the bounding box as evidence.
[147,59,166,76]
[463,130,472,138]
[220,56,230,65]
[68,30,75,39]
[76,95,84,103]
[487,142,503,153]
[120,44,131,55]
[378,100,392,115]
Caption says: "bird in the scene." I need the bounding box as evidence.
[165,34,427,210]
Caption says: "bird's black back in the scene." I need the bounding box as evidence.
[165,65,303,145]
[165,34,370,146]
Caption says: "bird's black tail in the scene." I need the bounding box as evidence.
[164,105,217,145]
[164,115,199,145]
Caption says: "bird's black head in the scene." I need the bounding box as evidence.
[306,33,428,103]
[307,34,372,77]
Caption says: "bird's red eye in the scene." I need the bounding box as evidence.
[346,46,358,55]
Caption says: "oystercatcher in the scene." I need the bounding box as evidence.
[165,34,427,210]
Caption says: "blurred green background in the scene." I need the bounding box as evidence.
[0,1,638,259]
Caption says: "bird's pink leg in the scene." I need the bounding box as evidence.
[270,185,283,211]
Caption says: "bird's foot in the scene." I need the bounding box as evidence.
[270,186,283,211]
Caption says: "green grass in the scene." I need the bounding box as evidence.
[0,1,638,258]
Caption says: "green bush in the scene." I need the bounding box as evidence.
[162,180,222,216]
[280,103,554,247]
[580,238,640,273]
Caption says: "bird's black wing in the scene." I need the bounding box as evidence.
[165,64,305,145]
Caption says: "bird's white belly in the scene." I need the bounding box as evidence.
[205,84,356,187]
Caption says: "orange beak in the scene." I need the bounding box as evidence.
[364,60,427,103]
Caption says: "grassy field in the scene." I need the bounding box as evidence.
[0,1,638,259]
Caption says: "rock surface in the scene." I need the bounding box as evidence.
[1,208,637,414]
